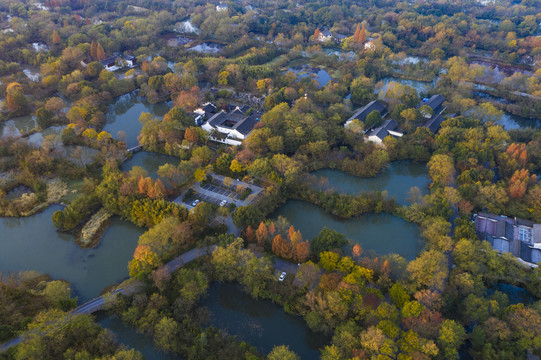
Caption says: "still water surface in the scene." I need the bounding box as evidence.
[311,162,429,205]
[98,316,180,360]
[122,151,180,179]
[202,282,328,359]
[275,200,421,260]
[0,205,143,302]
[104,93,170,148]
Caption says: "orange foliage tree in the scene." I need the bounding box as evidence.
[90,40,97,59]
[96,42,106,61]
[149,178,167,199]
[245,225,255,243]
[295,241,310,262]
[138,176,152,195]
[184,127,200,144]
[256,222,268,248]
[354,23,366,43]
[175,86,200,111]
[272,235,291,258]
[313,28,322,40]
[52,30,61,44]
[128,245,160,277]
[506,143,527,167]
[352,244,363,258]
[508,169,537,199]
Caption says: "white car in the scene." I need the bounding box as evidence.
[220,200,227,207]
[192,199,200,206]
[278,272,286,281]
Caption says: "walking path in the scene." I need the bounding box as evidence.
[0,246,216,352]
[0,209,298,353]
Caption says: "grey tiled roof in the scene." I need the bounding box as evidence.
[346,100,387,124]
[423,114,445,133]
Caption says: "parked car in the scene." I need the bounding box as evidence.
[192,199,200,206]
[279,272,286,281]
[220,200,227,207]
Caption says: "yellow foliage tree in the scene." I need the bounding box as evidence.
[128,245,160,277]
[6,82,25,113]
[82,128,97,139]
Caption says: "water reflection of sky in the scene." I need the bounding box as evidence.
[202,282,328,359]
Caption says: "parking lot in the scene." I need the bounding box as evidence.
[197,193,228,206]
[200,184,241,200]
[173,174,264,210]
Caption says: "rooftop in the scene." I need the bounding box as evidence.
[368,126,389,140]
[346,100,388,124]
[320,29,332,37]
[418,94,445,113]
[206,110,260,136]
[423,114,445,133]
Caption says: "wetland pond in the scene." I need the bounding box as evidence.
[0,205,143,303]
[122,151,180,179]
[97,316,181,360]
[275,162,427,260]
[486,283,537,305]
[97,282,329,360]
[310,162,430,205]
[274,200,422,260]
[287,65,331,87]
[104,92,171,148]
[202,282,328,359]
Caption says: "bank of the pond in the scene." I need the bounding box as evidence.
[310,162,429,205]
[97,315,181,360]
[376,77,438,96]
[274,200,422,260]
[202,282,328,359]
[122,151,180,179]
[498,112,541,130]
[0,205,143,303]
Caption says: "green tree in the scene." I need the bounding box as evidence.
[36,107,54,129]
[350,77,374,106]
[437,320,466,360]
[268,345,300,360]
[311,228,347,258]
[43,281,76,310]
[153,317,179,352]
[365,110,382,129]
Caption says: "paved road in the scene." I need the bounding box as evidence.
[0,240,298,352]
[162,246,216,274]
[0,246,216,353]
[253,251,300,277]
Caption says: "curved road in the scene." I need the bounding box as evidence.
[0,246,216,352]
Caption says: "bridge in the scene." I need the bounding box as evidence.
[126,145,143,153]
[0,246,216,352]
